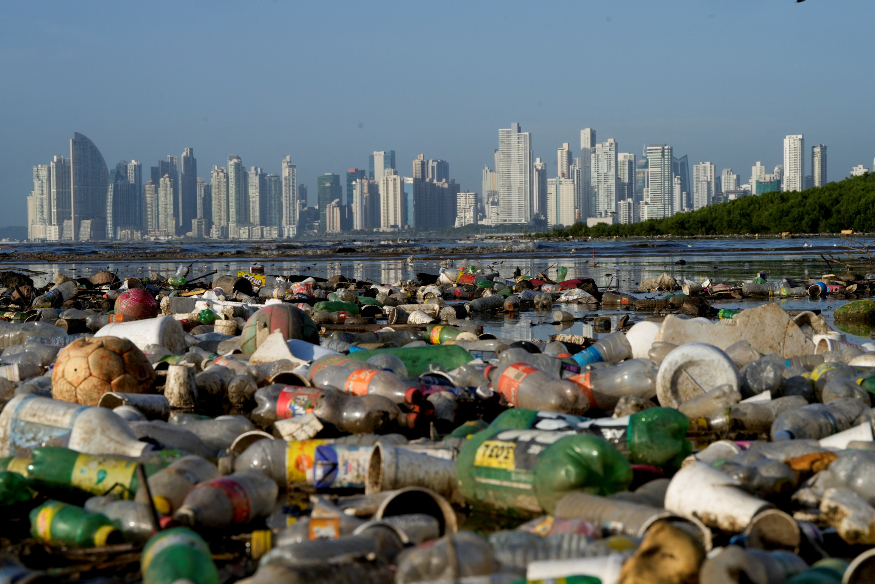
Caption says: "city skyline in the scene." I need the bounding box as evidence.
[3,2,875,228]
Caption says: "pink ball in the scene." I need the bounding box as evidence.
[114,289,158,321]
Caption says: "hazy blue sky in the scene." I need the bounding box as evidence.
[2,0,874,225]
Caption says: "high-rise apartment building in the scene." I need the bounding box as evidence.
[49,155,71,229]
[645,145,673,219]
[211,166,229,230]
[428,159,449,182]
[455,192,477,227]
[546,177,576,227]
[27,165,51,240]
[180,148,197,231]
[403,177,415,228]
[196,177,211,235]
[693,162,715,210]
[351,178,380,230]
[618,153,637,207]
[812,145,827,187]
[721,168,738,194]
[482,166,497,206]
[227,156,247,225]
[580,129,596,218]
[532,158,547,219]
[144,179,159,233]
[264,174,281,228]
[379,169,404,230]
[497,123,532,224]
[557,143,571,179]
[317,173,341,232]
[127,160,142,196]
[297,184,307,203]
[369,151,395,182]
[750,161,766,192]
[247,167,265,226]
[783,135,804,192]
[346,169,366,207]
[413,154,427,180]
[281,156,297,237]
[672,156,691,212]
[592,139,618,218]
[106,164,141,239]
[158,174,175,234]
[70,132,109,240]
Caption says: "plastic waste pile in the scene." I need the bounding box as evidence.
[5,263,875,583]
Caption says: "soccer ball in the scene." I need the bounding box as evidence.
[52,336,155,406]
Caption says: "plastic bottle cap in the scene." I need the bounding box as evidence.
[174,508,197,526]
[93,525,121,547]
[483,365,496,379]
[153,495,172,516]
[404,387,422,404]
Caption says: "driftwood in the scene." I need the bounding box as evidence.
[821,234,875,273]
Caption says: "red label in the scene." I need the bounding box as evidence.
[345,369,379,396]
[496,364,539,406]
[569,372,597,409]
[276,387,321,420]
[109,314,124,323]
[205,478,251,524]
[458,273,476,285]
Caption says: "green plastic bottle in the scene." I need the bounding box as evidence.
[718,308,740,320]
[0,471,33,507]
[456,425,632,515]
[0,456,31,477]
[557,266,568,282]
[475,279,494,289]
[490,408,692,471]
[312,300,360,315]
[357,296,382,306]
[30,500,124,548]
[27,447,165,499]
[423,324,463,345]
[197,309,217,325]
[141,528,218,584]
[445,420,489,439]
[859,375,875,397]
[347,345,474,378]
[784,558,848,584]
[168,276,187,287]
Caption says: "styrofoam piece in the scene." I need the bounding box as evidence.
[625,321,662,360]
[819,423,874,450]
[96,316,186,354]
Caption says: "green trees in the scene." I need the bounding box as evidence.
[537,172,875,237]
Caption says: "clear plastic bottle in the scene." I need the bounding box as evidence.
[0,322,67,350]
[498,347,582,380]
[533,292,553,310]
[308,355,379,383]
[677,384,742,419]
[168,414,254,452]
[742,358,786,397]
[311,365,421,405]
[2,339,60,366]
[365,353,409,378]
[725,340,762,368]
[260,523,407,569]
[174,469,279,528]
[568,359,656,411]
[311,311,347,324]
[647,342,677,366]
[788,354,825,371]
[697,395,819,434]
[466,295,504,313]
[84,496,155,542]
[771,397,871,441]
[543,341,571,357]
[487,530,623,571]
[394,531,496,584]
[454,363,491,390]
[31,281,78,309]
[136,455,220,516]
[573,332,633,366]
[488,362,590,415]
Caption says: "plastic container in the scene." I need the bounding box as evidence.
[394,531,495,584]
[498,347,582,380]
[174,470,279,528]
[31,282,78,309]
[311,365,421,405]
[572,332,633,366]
[489,362,590,415]
[136,455,220,515]
[568,358,656,411]
[346,345,474,378]
[30,500,123,548]
[625,322,661,360]
[141,528,218,584]
[84,496,155,542]
[96,316,187,355]
[771,397,870,441]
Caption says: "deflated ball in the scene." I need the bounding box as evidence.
[52,336,155,406]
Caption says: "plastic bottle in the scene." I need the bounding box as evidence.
[771,397,871,441]
[26,446,166,499]
[724,340,762,368]
[394,531,496,584]
[84,496,155,542]
[0,394,154,458]
[310,311,347,324]
[308,355,379,382]
[503,295,520,311]
[567,359,656,411]
[197,309,218,326]
[423,325,462,345]
[169,414,254,452]
[250,386,324,426]
[572,332,633,367]
[0,321,68,350]
[490,407,692,470]
[453,363,491,390]
[168,276,187,287]
[456,426,632,514]
[311,365,421,405]
[313,300,360,315]
[174,470,279,528]
[488,530,625,572]
[718,308,740,319]
[346,345,474,378]
[488,362,590,415]
[30,500,123,548]
[141,528,218,584]
[466,295,505,313]
[742,358,786,397]
[136,455,220,515]
[498,347,582,380]
[0,470,33,507]
[31,281,78,309]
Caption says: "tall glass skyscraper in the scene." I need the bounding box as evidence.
[497,123,532,224]
[70,132,109,241]
[368,151,395,182]
[180,148,197,231]
[317,173,341,232]
[346,169,366,206]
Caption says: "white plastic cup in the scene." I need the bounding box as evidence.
[96,316,186,354]
[625,321,662,360]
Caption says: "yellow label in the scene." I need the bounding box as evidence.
[473,440,516,470]
[6,457,31,477]
[34,502,61,542]
[142,532,208,571]
[810,362,841,382]
[430,326,443,345]
[238,270,266,285]
[71,454,139,498]
[286,440,326,485]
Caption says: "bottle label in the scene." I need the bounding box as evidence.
[33,501,63,542]
[312,445,372,489]
[473,440,516,470]
[275,387,321,420]
[309,356,354,379]
[286,439,327,485]
[309,517,340,540]
[345,369,379,396]
[207,478,252,524]
[8,396,88,456]
[568,373,598,409]
[71,454,139,498]
[142,532,209,571]
[108,314,124,323]
[495,364,539,406]
[430,326,444,345]
[526,411,631,452]
[0,365,21,381]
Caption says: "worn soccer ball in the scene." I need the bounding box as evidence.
[52,336,155,406]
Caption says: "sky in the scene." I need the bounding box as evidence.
[2,0,874,226]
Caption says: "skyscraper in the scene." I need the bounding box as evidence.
[346,169,366,207]
[317,173,341,232]
[721,168,738,193]
[369,151,396,182]
[672,155,691,211]
[580,129,596,219]
[248,167,265,226]
[557,143,571,178]
[127,160,142,196]
[645,145,672,219]
[180,148,197,231]
[546,177,576,227]
[812,145,827,187]
[264,174,281,228]
[532,158,547,219]
[413,155,427,180]
[196,177,212,233]
[428,160,449,182]
[227,155,248,226]
[592,139,618,218]
[70,132,109,240]
[750,161,767,192]
[158,174,175,233]
[693,162,715,210]
[211,166,229,230]
[281,156,297,237]
[49,155,71,229]
[618,153,637,209]
[106,164,141,239]
[783,135,804,192]
[379,168,404,230]
[403,177,415,228]
[497,123,532,224]
[144,179,159,233]
[27,165,51,240]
